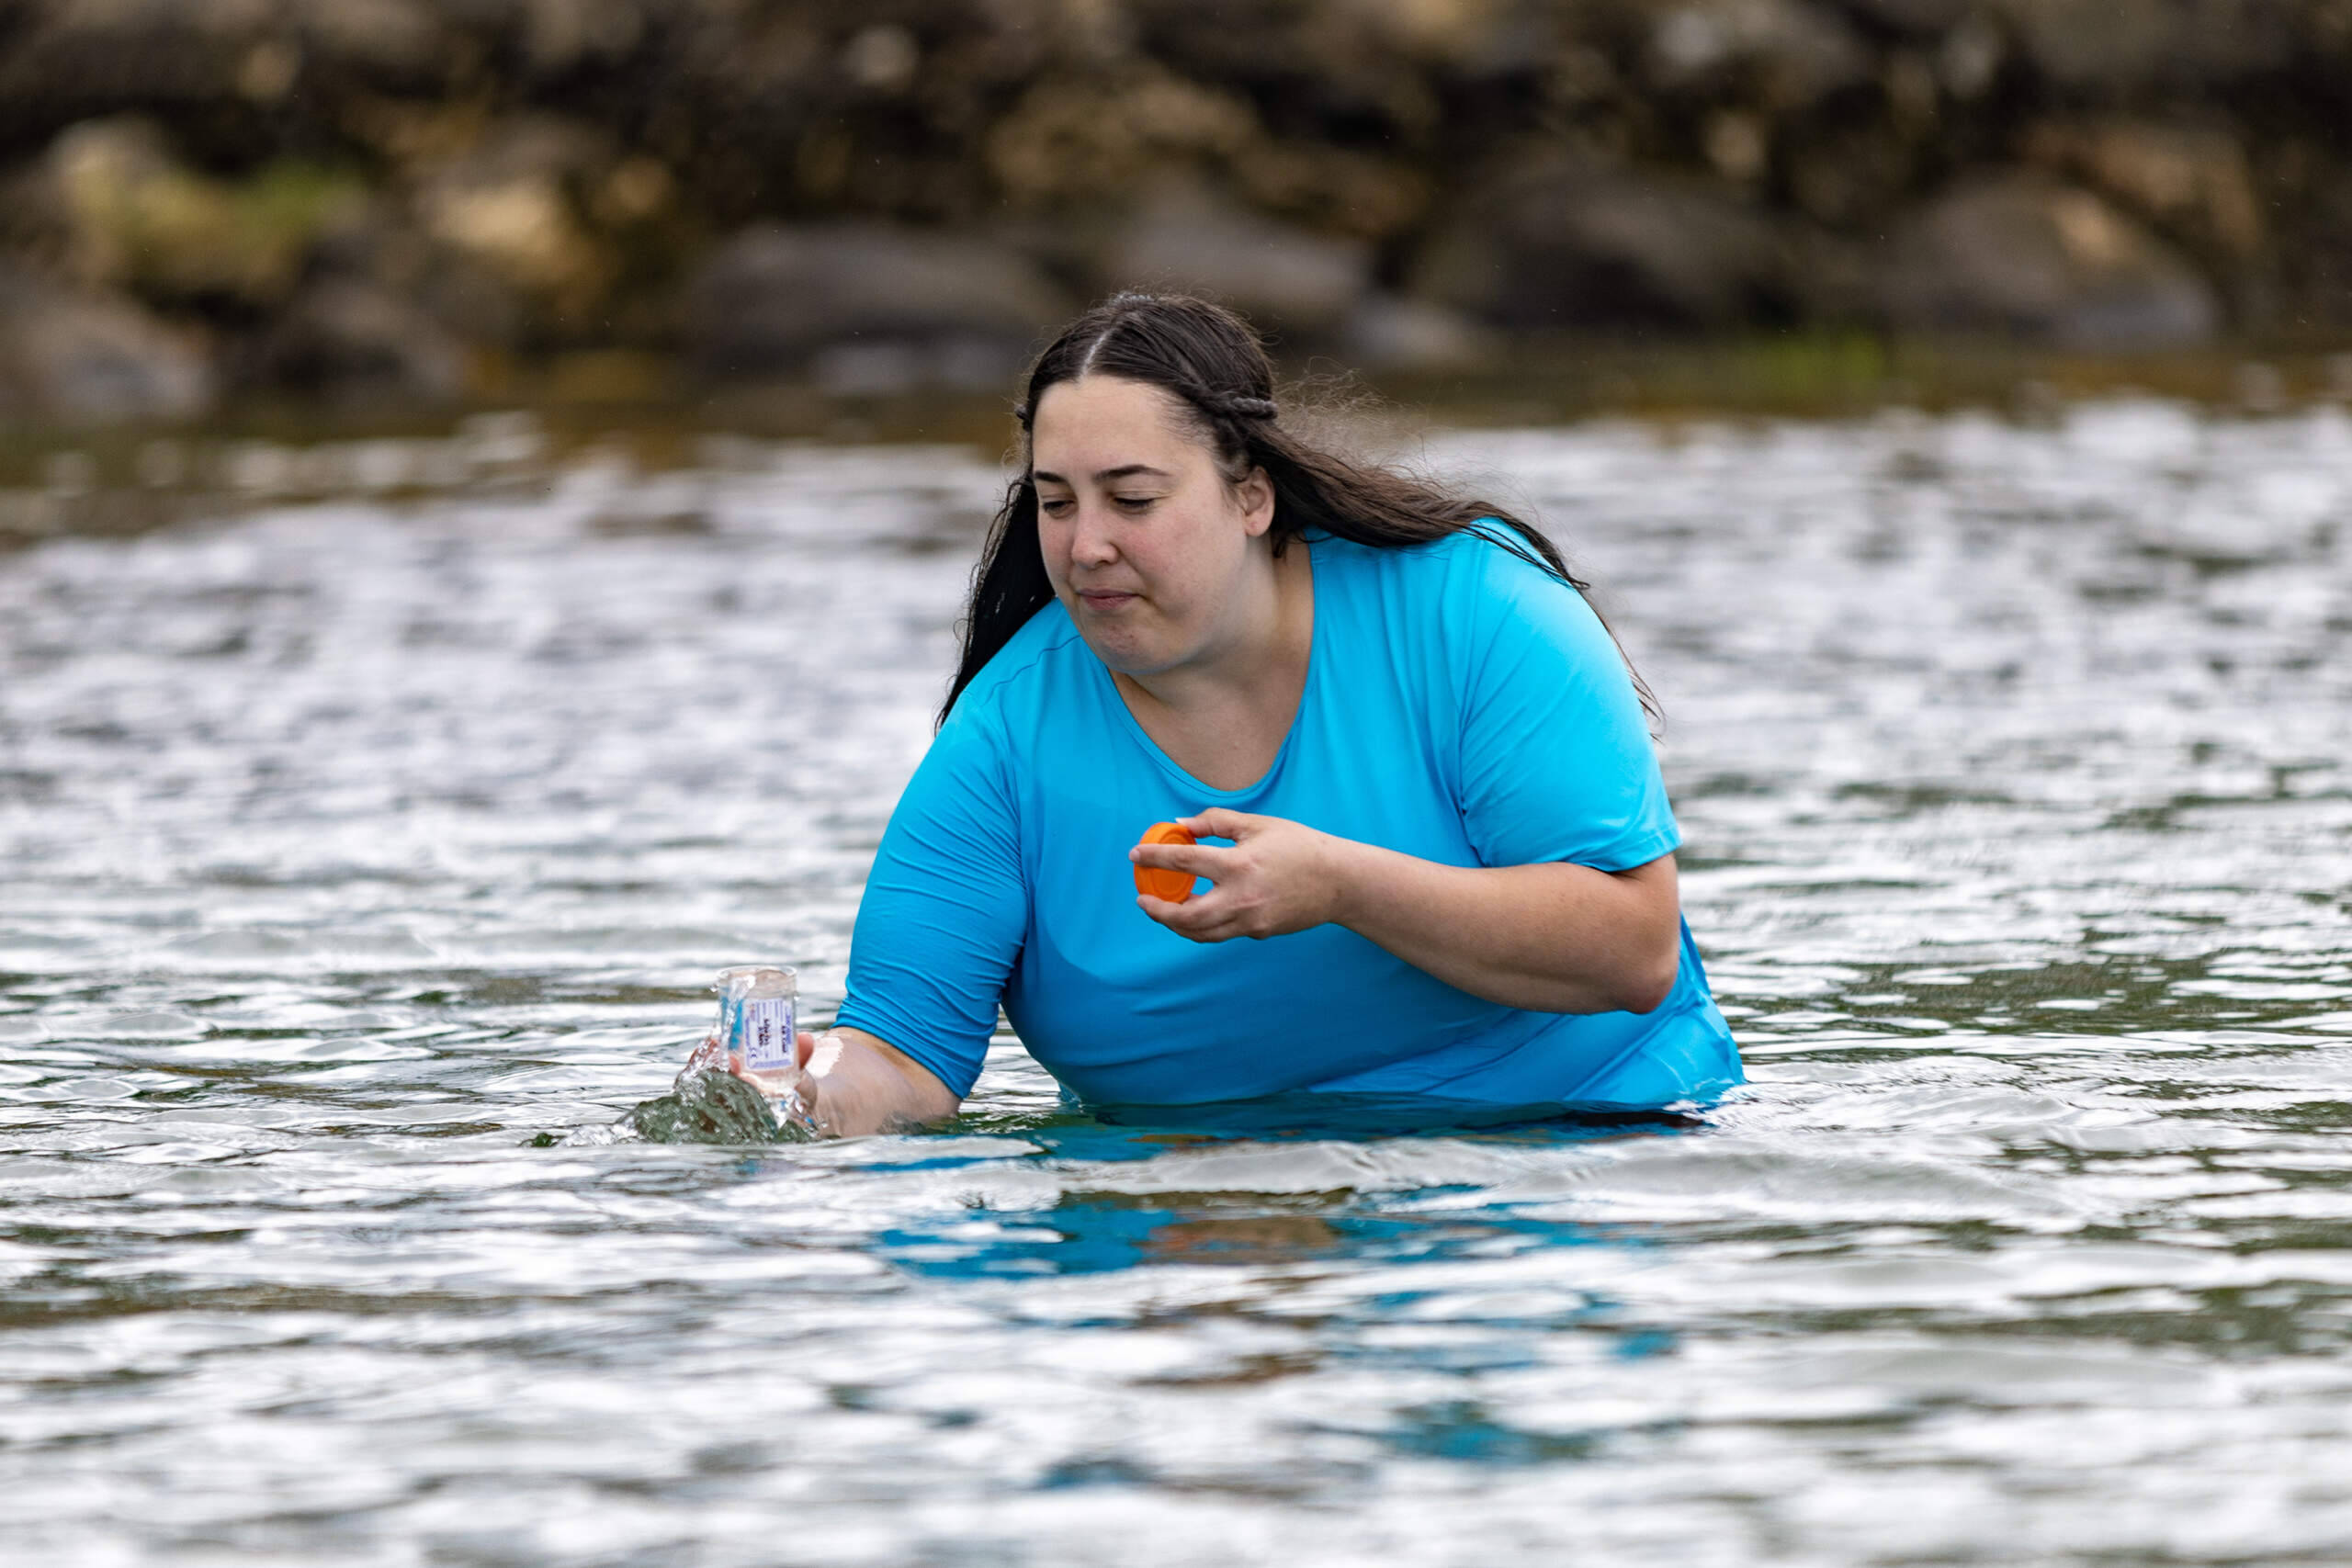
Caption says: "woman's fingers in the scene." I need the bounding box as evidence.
[1137,891,1248,942]
[1136,809,1345,942]
[1129,840,1227,877]
[1178,807,1260,840]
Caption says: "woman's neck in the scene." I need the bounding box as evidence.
[1112,540,1315,793]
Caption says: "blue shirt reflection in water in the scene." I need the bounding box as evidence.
[836,527,1744,1115]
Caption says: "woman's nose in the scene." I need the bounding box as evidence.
[1069,503,1120,565]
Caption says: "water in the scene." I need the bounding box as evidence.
[3,401,2350,1564]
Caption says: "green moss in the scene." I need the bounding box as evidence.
[62,141,368,309]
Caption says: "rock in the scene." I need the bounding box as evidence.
[1340,293,1500,373]
[839,23,922,93]
[1989,0,2177,85]
[1133,0,1561,92]
[2023,119,2266,260]
[1412,156,1805,331]
[1228,144,1432,242]
[1937,15,2006,97]
[984,66,1263,211]
[1989,0,2294,87]
[1703,111,1771,184]
[1353,0,1554,69]
[1645,0,1873,106]
[0,0,266,125]
[42,118,366,310]
[1842,0,1973,36]
[0,0,2338,373]
[1786,126,1922,228]
[0,265,214,424]
[305,207,528,352]
[1878,176,2220,346]
[1101,183,1372,336]
[518,0,649,75]
[685,222,1070,387]
[411,117,617,321]
[241,279,469,405]
[289,0,447,77]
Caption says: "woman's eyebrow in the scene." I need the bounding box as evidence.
[1032,464,1173,486]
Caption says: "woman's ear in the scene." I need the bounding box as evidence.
[1236,466,1276,537]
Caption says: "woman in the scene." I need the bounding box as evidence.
[736,293,1743,1134]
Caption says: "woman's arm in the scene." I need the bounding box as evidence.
[1132,808,1682,1015]
[729,1025,962,1136]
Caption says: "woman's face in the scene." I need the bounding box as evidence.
[1030,375,1273,678]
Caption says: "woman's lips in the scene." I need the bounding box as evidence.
[1078,590,1137,609]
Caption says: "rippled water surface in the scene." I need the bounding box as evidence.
[5,403,2352,1564]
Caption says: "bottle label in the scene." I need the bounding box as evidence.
[739,995,797,1071]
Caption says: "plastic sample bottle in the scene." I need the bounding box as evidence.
[712,965,797,1073]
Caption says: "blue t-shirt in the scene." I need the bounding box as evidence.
[836,528,1744,1111]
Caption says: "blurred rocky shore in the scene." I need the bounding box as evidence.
[2,0,2348,426]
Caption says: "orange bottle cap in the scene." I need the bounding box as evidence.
[1133,821,1196,903]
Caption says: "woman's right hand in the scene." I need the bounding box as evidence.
[725,1030,827,1130]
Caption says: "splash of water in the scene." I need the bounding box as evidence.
[604,1037,816,1145]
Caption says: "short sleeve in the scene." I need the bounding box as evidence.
[1453,536,1679,873]
[833,702,1027,1099]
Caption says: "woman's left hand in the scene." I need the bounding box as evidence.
[1138,808,1684,1014]
[1132,807,1354,942]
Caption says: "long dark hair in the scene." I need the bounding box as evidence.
[943,292,1655,726]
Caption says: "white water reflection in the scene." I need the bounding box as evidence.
[2,404,2351,1564]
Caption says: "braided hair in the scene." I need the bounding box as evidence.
[943,292,1655,726]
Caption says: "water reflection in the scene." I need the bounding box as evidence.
[3,403,2351,1562]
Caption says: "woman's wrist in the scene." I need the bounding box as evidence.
[777,1031,849,1137]
[1317,831,1383,932]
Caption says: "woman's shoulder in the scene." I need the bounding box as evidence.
[1315,523,1576,614]
[1317,524,1622,706]
[942,600,1086,729]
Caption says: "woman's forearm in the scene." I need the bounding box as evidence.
[1326,844,1682,1015]
[1135,811,1683,1013]
[741,1026,961,1136]
[810,1028,963,1134]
